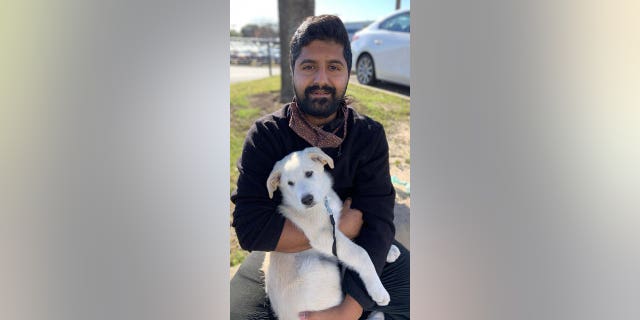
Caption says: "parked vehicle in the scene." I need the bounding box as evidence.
[271,44,281,64]
[230,44,255,65]
[230,38,281,66]
[351,9,410,86]
[344,21,373,41]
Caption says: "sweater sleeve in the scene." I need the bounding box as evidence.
[342,125,396,309]
[230,122,286,252]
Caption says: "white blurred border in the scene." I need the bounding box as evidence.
[2,1,638,319]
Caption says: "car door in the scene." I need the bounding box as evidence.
[371,12,410,85]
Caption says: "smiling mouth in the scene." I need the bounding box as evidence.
[311,91,331,97]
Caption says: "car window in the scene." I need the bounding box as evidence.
[379,12,410,33]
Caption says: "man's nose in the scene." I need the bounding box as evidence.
[313,68,329,86]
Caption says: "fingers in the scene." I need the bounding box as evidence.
[299,311,315,320]
[341,198,361,217]
[343,197,352,209]
[339,198,363,239]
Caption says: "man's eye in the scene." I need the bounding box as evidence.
[329,65,341,71]
[288,181,294,186]
[305,171,313,178]
[301,65,314,70]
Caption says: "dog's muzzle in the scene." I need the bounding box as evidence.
[301,194,314,207]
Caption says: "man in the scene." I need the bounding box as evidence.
[231,15,410,320]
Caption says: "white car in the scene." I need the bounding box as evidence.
[351,9,410,86]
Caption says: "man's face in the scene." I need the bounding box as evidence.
[293,40,349,118]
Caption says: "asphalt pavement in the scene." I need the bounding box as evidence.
[230,64,281,83]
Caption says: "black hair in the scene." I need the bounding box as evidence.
[289,15,352,75]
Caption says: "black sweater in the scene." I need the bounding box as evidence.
[231,103,396,309]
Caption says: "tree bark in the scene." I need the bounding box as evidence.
[278,0,315,103]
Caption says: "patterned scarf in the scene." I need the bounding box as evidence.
[288,99,348,148]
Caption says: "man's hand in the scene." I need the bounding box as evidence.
[274,219,312,253]
[275,198,362,252]
[338,198,363,240]
[299,294,363,320]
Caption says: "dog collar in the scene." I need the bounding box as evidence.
[324,197,338,257]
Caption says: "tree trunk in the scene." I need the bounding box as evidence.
[278,0,315,103]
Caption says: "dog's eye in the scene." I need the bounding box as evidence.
[305,171,313,178]
[287,181,294,186]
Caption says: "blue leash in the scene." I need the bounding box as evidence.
[324,197,338,257]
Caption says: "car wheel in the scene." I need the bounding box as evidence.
[356,54,376,85]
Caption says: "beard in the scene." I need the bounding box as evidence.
[295,84,345,118]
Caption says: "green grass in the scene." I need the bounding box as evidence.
[230,76,281,189]
[230,76,281,108]
[234,107,261,120]
[230,248,248,267]
[229,76,410,268]
[345,83,410,128]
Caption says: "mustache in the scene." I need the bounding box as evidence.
[304,85,336,97]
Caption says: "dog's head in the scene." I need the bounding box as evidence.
[266,147,334,210]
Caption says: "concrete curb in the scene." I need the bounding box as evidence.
[348,79,410,101]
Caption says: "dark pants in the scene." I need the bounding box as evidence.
[230,240,410,320]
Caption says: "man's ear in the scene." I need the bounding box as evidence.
[306,147,334,169]
[266,163,283,199]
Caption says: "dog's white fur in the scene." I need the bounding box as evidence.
[263,147,400,320]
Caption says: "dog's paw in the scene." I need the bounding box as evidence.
[366,311,385,320]
[386,244,401,263]
[370,287,391,306]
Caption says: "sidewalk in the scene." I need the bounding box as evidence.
[230,65,281,83]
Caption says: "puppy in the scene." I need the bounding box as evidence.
[264,147,400,320]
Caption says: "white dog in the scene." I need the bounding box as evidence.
[264,147,400,320]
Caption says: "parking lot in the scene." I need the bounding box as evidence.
[230,37,280,65]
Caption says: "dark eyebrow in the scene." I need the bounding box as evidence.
[298,59,345,66]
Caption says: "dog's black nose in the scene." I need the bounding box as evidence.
[301,194,314,206]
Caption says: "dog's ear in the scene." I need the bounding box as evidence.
[266,162,283,199]
[306,147,334,169]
